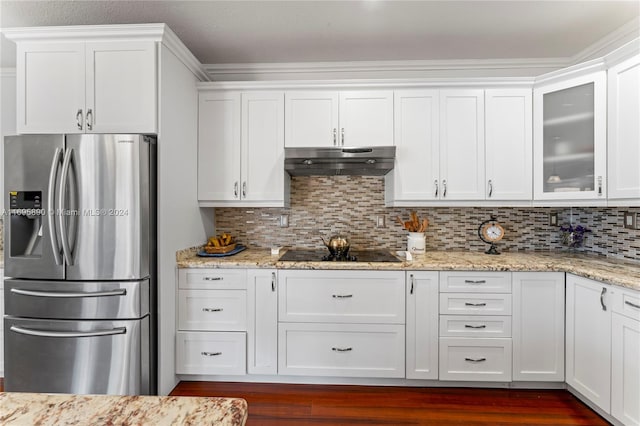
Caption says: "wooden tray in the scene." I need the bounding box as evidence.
[197,245,246,257]
[202,243,237,254]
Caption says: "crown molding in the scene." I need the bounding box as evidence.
[160,25,210,82]
[604,38,640,68]
[2,23,167,42]
[196,76,535,91]
[571,17,640,64]
[533,57,606,87]
[204,58,567,80]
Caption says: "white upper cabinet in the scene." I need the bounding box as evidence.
[485,89,533,200]
[339,91,394,147]
[198,90,289,207]
[16,40,157,134]
[241,91,287,203]
[386,90,440,202]
[285,91,339,147]
[198,91,241,201]
[607,54,640,203]
[439,90,485,200]
[533,71,607,202]
[285,90,393,147]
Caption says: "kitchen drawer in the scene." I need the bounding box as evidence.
[178,269,247,290]
[440,293,512,316]
[439,337,512,382]
[278,270,405,324]
[278,323,405,378]
[176,331,246,375]
[439,272,512,293]
[439,315,512,338]
[178,290,247,331]
[612,287,640,321]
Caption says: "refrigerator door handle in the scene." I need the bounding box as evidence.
[58,148,75,266]
[47,147,64,266]
[10,325,127,338]
[10,287,127,298]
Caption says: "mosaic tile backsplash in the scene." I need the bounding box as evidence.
[214,176,639,263]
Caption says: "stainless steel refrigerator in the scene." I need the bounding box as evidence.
[3,134,156,395]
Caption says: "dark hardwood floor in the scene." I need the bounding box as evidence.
[170,381,609,425]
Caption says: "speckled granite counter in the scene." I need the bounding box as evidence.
[0,392,247,426]
[177,247,640,291]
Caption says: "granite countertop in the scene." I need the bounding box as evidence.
[177,247,640,291]
[0,392,247,426]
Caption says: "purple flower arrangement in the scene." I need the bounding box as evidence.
[560,224,591,248]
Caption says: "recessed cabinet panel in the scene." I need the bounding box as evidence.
[17,42,85,134]
[86,42,157,133]
[406,271,439,379]
[285,91,339,147]
[534,71,607,201]
[611,313,640,426]
[608,55,640,201]
[339,91,394,147]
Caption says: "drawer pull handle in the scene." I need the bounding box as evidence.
[464,280,486,284]
[202,308,223,312]
[204,277,223,281]
[332,294,353,299]
[201,351,222,357]
[465,357,487,363]
[332,347,352,352]
[625,301,640,310]
[464,302,487,307]
[464,324,487,329]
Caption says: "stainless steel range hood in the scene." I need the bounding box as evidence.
[285,146,396,176]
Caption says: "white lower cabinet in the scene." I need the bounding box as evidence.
[438,272,513,382]
[176,331,246,375]
[406,272,439,379]
[611,288,640,426]
[176,269,248,376]
[247,269,278,375]
[278,323,405,378]
[512,272,565,381]
[439,337,512,381]
[277,270,405,379]
[566,274,612,413]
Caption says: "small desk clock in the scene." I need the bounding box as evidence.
[478,215,504,255]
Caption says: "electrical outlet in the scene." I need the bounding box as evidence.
[623,212,637,229]
[376,215,386,228]
[549,212,558,226]
[279,214,289,228]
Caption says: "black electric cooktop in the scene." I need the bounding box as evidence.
[278,249,402,263]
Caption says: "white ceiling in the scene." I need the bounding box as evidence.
[1,1,639,69]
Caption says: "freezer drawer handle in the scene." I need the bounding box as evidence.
[201,352,222,357]
[465,357,487,363]
[464,280,486,284]
[10,325,126,338]
[202,308,223,312]
[464,324,487,329]
[10,288,127,298]
[464,302,487,307]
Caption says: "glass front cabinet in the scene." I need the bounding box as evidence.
[533,70,607,202]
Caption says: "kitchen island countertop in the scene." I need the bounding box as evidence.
[177,247,640,291]
[0,392,247,426]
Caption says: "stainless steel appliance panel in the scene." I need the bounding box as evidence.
[4,135,65,280]
[4,316,150,395]
[64,134,150,281]
[4,279,149,320]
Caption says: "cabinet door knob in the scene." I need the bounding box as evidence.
[76,109,83,130]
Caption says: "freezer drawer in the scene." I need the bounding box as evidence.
[4,316,151,395]
[4,279,149,319]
